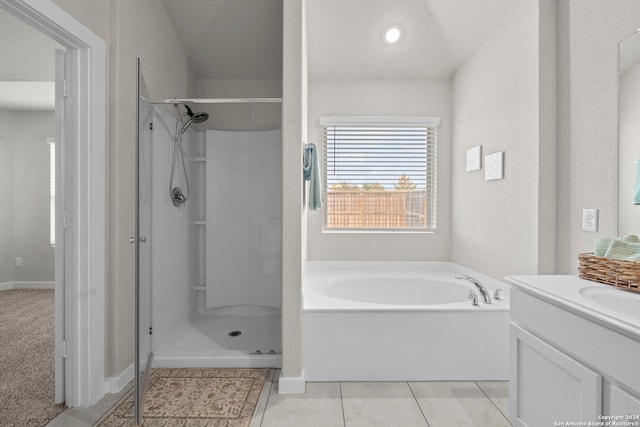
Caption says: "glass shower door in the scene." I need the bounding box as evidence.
[135,57,154,425]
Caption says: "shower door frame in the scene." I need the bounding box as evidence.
[135,57,154,425]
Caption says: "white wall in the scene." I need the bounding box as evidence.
[206,130,282,309]
[619,60,640,235]
[145,107,201,344]
[451,0,551,280]
[281,0,305,387]
[0,111,55,285]
[307,79,452,261]
[0,112,13,284]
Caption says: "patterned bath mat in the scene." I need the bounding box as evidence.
[96,368,269,426]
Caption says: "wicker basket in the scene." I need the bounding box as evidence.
[578,253,640,293]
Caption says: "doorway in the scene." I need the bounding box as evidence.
[0,0,106,409]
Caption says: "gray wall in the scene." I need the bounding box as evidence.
[52,0,196,377]
[556,0,640,273]
[0,110,55,284]
[307,79,452,261]
[451,0,556,279]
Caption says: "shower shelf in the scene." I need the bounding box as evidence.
[186,157,206,162]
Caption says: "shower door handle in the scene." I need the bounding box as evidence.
[129,236,147,243]
[139,236,147,243]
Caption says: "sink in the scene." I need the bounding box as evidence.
[579,286,640,321]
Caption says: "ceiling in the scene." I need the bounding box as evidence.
[306,0,520,80]
[0,0,523,110]
[162,0,283,80]
[163,0,520,81]
[0,8,61,111]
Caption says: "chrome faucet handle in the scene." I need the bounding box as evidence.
[494,289,503,300]
[468,291,479,306]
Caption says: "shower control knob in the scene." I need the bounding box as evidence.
[494,289,502,300]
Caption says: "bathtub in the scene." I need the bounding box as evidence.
[303,261,510,381]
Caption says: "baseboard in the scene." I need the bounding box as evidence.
[0,282,55,290]
[105,363,134,394]
[278,371,306,394]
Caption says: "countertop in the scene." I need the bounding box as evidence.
[505,275,640,341]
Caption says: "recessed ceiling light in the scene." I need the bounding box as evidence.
[383,26,402,45]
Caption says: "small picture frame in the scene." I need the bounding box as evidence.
[466,145,482,172]
[485,151,504,181]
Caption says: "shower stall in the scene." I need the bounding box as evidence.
[135,60,282,422]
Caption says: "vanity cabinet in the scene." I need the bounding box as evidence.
[510,324,601,426]
[607,383,640,418]
[506,276,640,427]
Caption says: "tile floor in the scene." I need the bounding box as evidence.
[46,370,511,427]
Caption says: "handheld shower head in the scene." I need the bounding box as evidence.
[180,111,209,134]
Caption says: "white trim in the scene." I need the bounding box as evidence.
[105,363,134,394]
[162,97,282,104]
[319,116,440,127]
[278,372,306,394]
[0,0,107,408]
[0,281,55,290]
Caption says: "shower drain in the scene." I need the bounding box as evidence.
[228,330,242,337]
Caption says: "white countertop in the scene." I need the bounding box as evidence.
[505,275,640,340]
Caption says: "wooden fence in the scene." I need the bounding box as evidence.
[325,190,428,229]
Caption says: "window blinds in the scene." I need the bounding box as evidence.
[321,117,438,232]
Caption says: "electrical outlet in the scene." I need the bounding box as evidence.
[582,209,598,232]
[15,257,22,268]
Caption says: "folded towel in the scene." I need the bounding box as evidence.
[621,234,640,243]
[604,238,640,260]
[594,238,614,257]
[303,143,323,211]
[626,253,640,263]
[635,160,640,205]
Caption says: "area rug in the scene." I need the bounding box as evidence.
[96,368,269,426]
[0,289,66,426]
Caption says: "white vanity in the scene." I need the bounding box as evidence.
[505,275,640,426]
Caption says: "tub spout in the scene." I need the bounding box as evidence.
[455,274,492,304]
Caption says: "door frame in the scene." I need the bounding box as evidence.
[0,0,106,407]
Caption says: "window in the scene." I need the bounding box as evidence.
[321,116,438,232]
[48,137,55,247]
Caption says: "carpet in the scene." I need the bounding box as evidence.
[0,289,66,427]
[97,368,269,426]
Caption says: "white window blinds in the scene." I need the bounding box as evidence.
[321,117,438,232]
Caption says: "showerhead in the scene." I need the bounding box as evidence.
[190,111,209,124]
[179,107,209,134]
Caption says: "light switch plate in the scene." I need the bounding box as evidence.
[466,145,481,172]
[485,151,504,181]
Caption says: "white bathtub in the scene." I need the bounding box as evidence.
[303,261,510,381]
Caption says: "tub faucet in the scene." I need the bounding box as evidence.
[455,275,492,304]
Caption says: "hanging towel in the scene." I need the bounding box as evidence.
[303,143,323,211]
[634,160,640,205]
